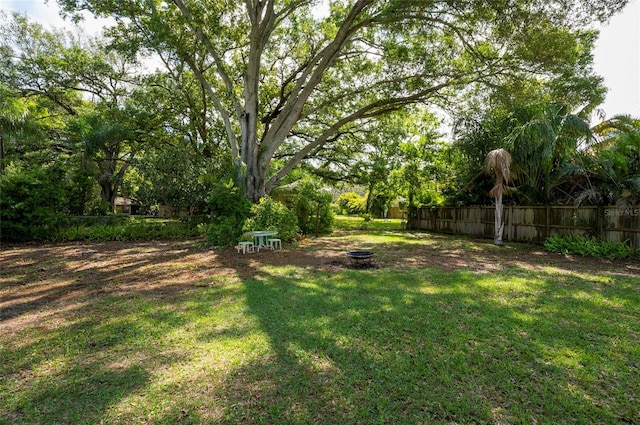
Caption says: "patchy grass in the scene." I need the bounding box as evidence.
[1,235,639,424]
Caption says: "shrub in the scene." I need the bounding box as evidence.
[67,215,130,227]
[338,192,366,215]
[86,199,111,216]
[53,219,203,242]
[180,214,209,230]
[207,216,246,247]
[0,165,68,242]
[243,196,299,242]
[206,180,252,247]
[291,180,334,236]
[544,234,637,260]
[360,213,372,222]
[206,179,251,221]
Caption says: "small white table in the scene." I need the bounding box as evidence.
[249,230,278,250]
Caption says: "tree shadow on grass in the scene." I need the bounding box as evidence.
[1,242,226,424]
[0,241,215,322]
[1,312,155,424]
[2,240,638,424]
[1,286,215,424]
[216,263,639,424]
[8,363,149,424]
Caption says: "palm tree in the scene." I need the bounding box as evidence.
[504,103,593,203]
[580,115,640,206]
[485,148,512,245]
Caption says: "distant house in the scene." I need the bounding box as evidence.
[387,199,407,219]
[114,197,139,215]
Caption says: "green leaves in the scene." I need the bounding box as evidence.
[53,219,203,242]
[454,101,596,205]
[544,234,638,260]
[0,164,68,241]
[2,0,631,211]
[582,115,640,206]
[55,0,624,200]
[243,195,300,242]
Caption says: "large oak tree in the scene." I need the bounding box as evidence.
[58,0,628,202]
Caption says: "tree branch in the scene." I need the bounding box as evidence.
[265,82,449,192]
[172,0,244,117]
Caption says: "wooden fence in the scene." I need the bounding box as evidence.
[408,205,640,248]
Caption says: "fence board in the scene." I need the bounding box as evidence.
[409,206,640,248]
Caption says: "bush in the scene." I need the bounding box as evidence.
[337,192,366,215]
[206,180,252,247]
[544,234,638,260]
[53,219,203,242]
[206,179,251,220]
[0,165,68,242]
[360,213,372,222]
[180,214,209,230]
[243,196,300,242]
[207,216,246,247]
[67,215,130,227]
[291,180,334,236]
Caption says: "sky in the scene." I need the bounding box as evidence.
[1,0,639,120]
[592,0,640,119]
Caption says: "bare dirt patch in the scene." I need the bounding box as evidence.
[2,233,638,334]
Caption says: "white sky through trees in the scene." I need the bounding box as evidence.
[592,0,639,120]
[1,0,638,119]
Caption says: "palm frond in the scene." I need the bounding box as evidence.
[484,148,512,184]
[574,188,602,206]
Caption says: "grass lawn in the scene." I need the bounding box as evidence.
[332,215,405,232]
[1,228,639,424]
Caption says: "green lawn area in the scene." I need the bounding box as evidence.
[333,215,405,232]
[1,230,639,424]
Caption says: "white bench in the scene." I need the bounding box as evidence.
[267,238,282,250]
[236,241,254,254]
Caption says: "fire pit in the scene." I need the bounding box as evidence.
[346,250,375,267]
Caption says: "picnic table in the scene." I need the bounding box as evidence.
[249,230,278,250]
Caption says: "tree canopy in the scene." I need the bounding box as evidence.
[2,1,638,245]
[55,0,629,201]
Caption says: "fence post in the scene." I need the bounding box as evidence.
[508,206,513,241]
[598,205,604,240]
[546,206,551,239]
[453,207,458,234]
[432,208,437,232]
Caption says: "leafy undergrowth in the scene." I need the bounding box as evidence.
[1,235,639,424]
[54,220,204,242]
[544,234,638,260]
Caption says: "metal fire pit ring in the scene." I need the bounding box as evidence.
[346,250,375,267]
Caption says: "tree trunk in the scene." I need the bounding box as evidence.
[96,159,129,213]
[244,157,266,203]
[365,181,375,213]
[407,189,416,229]
[494,188,504,245]
[98,175,116,213]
